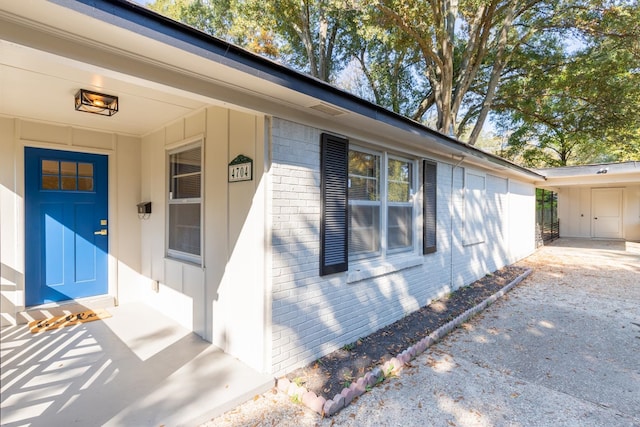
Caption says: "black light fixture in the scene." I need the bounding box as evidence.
[74,89,118,116]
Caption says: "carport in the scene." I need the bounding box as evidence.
[535,162,640,241]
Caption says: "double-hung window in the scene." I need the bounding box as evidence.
[348,147,415,261]
[320,134,435,276]
[167,142,202,263]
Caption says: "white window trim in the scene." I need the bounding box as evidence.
[166,137,204,265]
[386,153,417,255]
[348,145,382,261]
[348,145,420,275]
[463,169,487,246]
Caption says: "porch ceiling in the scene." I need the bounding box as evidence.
[0,0,336,139]
[0,39,207,137]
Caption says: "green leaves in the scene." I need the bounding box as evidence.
[147,0,639,166]
[494,0,640,166]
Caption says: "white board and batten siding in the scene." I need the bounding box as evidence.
[139,106,269,372]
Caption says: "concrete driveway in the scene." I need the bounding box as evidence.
[209,239,640,426]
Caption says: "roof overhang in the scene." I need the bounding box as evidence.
[0,0,542,182]
[534,162,640,187]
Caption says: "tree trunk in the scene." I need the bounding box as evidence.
[434,0,456,134]
[298,2,318,78]
[468,3,520,145]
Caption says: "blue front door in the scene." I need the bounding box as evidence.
[25,148,109,306]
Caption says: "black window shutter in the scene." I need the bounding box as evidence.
[320,133,348,275]
[423,160,437,254]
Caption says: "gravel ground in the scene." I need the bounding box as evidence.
[203,239,640,427]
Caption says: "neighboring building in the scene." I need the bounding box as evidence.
[536,162,640,242]
[1,0,541,377]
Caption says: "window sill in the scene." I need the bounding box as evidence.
[462,239,485,247]
[164,255,203,269]
[347,254,423,283]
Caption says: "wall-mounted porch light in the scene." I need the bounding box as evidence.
[74,89,118,116]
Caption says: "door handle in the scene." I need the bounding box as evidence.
[594,217,598,220]
[94,229,108,236]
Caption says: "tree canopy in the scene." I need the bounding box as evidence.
[147,0,640,166]
[493,1,640,166]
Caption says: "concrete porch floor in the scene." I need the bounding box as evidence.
[0,302,273,426]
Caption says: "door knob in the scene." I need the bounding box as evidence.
[94,229,108,235]
[594,217,598,220]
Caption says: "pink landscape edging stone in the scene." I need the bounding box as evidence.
[275,268,532,417]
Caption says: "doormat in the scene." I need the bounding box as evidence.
[29,309,112,333]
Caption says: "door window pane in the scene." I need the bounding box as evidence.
[77,162,93,191]
[42,160,60,189]
[61,161,76,176]
[42,159,95,192]
[78,177,94,191]
[61,176,77,190]
[78,163,93,177]
[42,175,59,190]
[42,160,59,175]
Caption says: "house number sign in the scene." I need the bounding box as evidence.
[228,154,253,182]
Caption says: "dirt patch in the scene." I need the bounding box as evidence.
[285,265,528,400]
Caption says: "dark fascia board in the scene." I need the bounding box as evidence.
[59,0,542,180]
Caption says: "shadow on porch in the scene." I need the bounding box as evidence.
[1,302,273,426]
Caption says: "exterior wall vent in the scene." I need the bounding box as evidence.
[309,102,348,117]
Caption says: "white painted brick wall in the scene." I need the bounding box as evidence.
[270,118,535,376]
